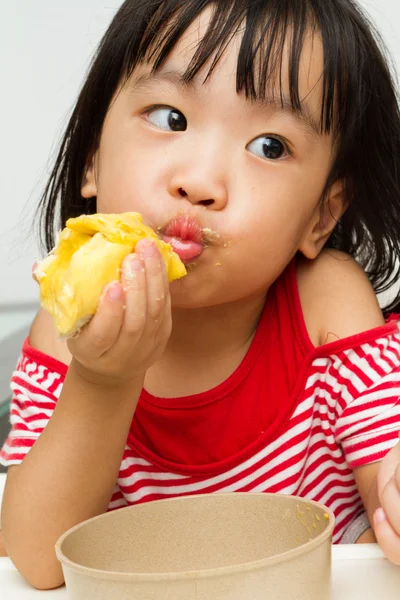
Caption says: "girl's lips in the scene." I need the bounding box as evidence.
[161,215,205,262]
[162,215,203,243]
[161,235,203,261]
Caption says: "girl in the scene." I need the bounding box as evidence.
[2,0,400,589]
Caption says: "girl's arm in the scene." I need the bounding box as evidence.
[1,241,172,589]
[354,437,400,564]
[300,250,400,556]
[0,532,7,556]
[1,364,143,589]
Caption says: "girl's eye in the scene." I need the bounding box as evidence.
[145,107,187,132]
[247,135,287,160]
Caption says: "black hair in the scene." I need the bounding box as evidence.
[36,0,400,312]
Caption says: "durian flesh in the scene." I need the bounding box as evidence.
[34,212,186,338]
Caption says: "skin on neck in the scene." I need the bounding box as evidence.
[144,287,271,398]
[167,290,267,359]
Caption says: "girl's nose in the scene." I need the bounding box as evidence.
[167,162,228,210]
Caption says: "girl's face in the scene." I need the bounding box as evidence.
[82,10,342,308]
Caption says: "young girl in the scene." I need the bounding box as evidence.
[2,0,400,589]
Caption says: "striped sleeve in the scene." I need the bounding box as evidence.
[334,331,400,469]
[0,352,63,466]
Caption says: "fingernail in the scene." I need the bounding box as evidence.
[124,257,142,282]
[106,282,122,301]
[374,508,387,525]
[32,262,39,281]
[139,239,156,258]
[129,257,142,272]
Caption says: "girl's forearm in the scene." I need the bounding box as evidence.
[366,476,380,528]
[1,360,143,590]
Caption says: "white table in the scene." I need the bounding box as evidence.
[2,546,400,599]
[1,475,400,599]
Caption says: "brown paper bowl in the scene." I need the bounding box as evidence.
[55,492,335,600]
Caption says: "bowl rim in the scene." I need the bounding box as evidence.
[55,492,335,582]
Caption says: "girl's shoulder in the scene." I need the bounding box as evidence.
[297,249,385,347]
[29,308,72,367]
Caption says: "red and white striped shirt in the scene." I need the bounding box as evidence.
[2,260,400,543]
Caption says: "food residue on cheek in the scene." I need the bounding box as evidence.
[214,240,232,266]
[202,228,221,243]
[185,262,197,272]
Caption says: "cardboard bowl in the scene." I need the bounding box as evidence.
[56,492,335,599]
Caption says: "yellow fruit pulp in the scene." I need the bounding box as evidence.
[34,212,186,338]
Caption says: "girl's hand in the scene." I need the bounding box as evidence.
[32,262,39,282]
[66,238,172,385]
[374,433,400,565]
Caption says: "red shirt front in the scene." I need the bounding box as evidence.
[2,260,400,542]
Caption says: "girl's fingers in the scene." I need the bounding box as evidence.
[69,242,172,372]
[137,240,166,322]
[68,281,125,357]
[160,242,171,301]
[32,262,38,282]
[120,253,147,335]
[374,508,400,566]
[379,463,400,535]
[159,249,173,337]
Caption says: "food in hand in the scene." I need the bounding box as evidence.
[34,212,186,338]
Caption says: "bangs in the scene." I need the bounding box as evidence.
[120,0,360,139]
[37,0,400,312]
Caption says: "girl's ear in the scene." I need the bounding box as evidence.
[299,180,346,260]
[81,151,98,198]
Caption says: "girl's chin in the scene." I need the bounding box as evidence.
[169,282,219,310]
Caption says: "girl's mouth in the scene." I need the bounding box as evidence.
[161,235,204,262]
[160,215,210,262]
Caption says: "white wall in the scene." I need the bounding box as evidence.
[1,0,400,310]
[0,0,123,310]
